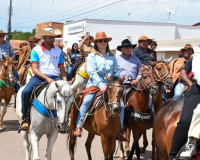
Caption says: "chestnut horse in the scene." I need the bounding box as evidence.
[154,99,183,160]
[120,67,158,160]
[68,76,125,160]
[0,56,16,129]
[123,61,173,159]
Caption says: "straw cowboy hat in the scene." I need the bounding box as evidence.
[117,39,137,51]
[138,35,153,45]
[81,35,94,42]
[35,29,58,39]
[180,44,194,53]
[91,32,112,43]
[0,30,8,36]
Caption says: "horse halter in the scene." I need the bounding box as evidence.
[154,62,171,83]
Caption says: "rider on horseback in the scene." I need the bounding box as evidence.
[169,45,200,159]
[116,39,142,140]
[20,29,67,130]
[74,32,126,141]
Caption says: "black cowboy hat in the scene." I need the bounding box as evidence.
[117,39,137,51]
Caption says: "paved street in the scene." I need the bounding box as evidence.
[0,96,153,160]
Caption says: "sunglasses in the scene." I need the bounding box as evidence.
[97,39,108,43]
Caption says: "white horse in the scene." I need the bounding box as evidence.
[71,62,89,94]
[16,80,73,160]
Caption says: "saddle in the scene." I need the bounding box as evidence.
[123,87,136,107]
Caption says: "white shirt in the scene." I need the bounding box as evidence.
[192,44,200,85]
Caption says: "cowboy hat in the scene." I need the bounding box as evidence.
[81,35,94,42]
[91,32,112,43]
[180,44,194,53]
[0,30,8,36]
[35,29,58,39]
[117,39,137,51]
[138,35,153,45]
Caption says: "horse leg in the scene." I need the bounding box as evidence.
[107,137,117,160]
[119,140,125,160]
[45,131,58,160]
[21,130,30,160]
[69,131,77,160]
[135,141,141,160]
[30,131,42,160]
[125,128,131,157]
[100,134,109,160]
[152,129,156,160]
[127,141,136,160]
[0,103,8,128]
[140,130,148,154]
[85,132,95,160]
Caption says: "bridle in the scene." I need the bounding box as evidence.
[153,62,172,83]
[43,85,73,132]
[105,83,124,122]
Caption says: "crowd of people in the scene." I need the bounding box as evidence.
[0,28,199,159]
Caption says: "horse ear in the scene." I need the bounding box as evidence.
[12,56,16,62]
[55,82,59,89]
[161,57,164,61]
[139,67,143,73]
[2,55,6,61]
[150,61,156,66]
[105,75,111,82]
[121,75,125,83]
[55,82,62,91]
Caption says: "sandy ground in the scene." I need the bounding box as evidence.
[0,96,153,160]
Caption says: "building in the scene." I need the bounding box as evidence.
[63,18,200,59]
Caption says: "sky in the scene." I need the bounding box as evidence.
[0,0,200,32]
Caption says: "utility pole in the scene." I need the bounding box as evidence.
[7,0,12,41]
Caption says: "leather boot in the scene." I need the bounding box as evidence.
[20,120,29,130]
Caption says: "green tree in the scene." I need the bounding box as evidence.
[11,28,36,40]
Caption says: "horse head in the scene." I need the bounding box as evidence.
[105,75,125,116]
[45,80,73,133]
[150,61,173,90]
[0,55,16,86]
[138,66,158,95]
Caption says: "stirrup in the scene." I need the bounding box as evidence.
[74,127,82,137]
[20,120,30,131]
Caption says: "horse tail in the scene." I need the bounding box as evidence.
[67,129,77,159]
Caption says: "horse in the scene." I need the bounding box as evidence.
[119,66,159,160]
[68,76,125,160]
[16,80,73,160]
[154,99,183,160]
[71,61,89,95]
[0,55,16,129]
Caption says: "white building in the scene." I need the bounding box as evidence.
[63,18,200,59]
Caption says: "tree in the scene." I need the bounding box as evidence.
[11,28,36,40]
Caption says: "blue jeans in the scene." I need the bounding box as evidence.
[120,100,125,129]
[162,85,167,102]
[77,92,97,127]
[21,75,61,120]
[173,81,186,99]
[67,65,73,81]
[14,69,20,91]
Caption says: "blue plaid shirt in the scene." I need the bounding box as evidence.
[0,41,14,59]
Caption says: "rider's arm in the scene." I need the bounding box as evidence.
[180,69,193,88]
[58,53,67,81]
[9,42,15,58]
[192,53,200,86]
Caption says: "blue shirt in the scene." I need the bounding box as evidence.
[30,42,64,77]
[87,52,119,88]
[0,41,14,59]
[116,54,142,84]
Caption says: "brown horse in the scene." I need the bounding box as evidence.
[0,56,16,129]
[124,61,173,159]
[120,67,158,160]
[68,76,125,160]
[154,99,183,160]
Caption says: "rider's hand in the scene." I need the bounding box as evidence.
[47,78,55,84]
[131,80,138,86]
[100,85,107,93]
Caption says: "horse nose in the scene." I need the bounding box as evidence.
[165,78,173,90]
[58,123,69,134]
[112,104,121,114]
[150,85,158,95]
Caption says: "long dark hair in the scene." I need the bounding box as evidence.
[71,43,80,54]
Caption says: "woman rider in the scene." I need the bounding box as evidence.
[74,32,127,140]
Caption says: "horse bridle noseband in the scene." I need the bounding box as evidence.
[154,62,171,83]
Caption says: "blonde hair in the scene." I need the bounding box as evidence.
[94,42,113,56]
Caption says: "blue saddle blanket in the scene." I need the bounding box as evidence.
[33,99,57,117]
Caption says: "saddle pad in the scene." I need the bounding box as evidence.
[123,87,136,106]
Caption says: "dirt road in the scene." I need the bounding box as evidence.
[0,96,153,160]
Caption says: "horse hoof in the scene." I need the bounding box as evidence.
[140,147,146,154]
[126,149,131,157]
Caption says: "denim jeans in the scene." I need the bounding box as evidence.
[173,81,186,99]
[21,75,61,120]
[14,69,20,91]
[67,65,73,81]
[76,92,97,127]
